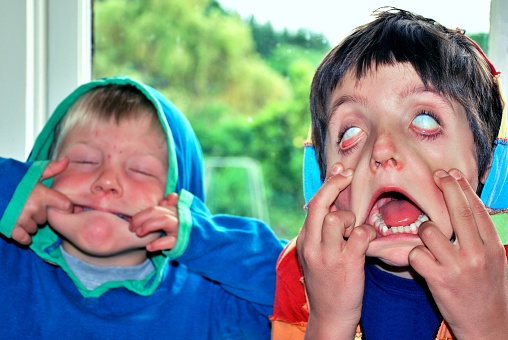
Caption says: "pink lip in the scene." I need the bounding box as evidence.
[73,204,132,222]
[363,186,422,225]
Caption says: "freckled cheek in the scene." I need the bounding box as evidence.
[130,184,165,204]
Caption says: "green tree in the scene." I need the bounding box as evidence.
[94,0,331,238]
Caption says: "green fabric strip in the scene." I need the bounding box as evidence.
[0,161,48,237]
[31,242,169,298]
[27,76,178,196]
[165,189,194,259]
[492,212,508,244]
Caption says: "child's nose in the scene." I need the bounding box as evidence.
[370,132,401,171]
[91,170,123,196]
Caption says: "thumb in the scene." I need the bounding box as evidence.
[41,158,69,181]
[160,193,179,207]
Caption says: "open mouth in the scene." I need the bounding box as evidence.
[74,205,132,223]
[367,192,429,237]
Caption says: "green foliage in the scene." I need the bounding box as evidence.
[94,0,331,239]
[205,166,253,217]
[468,32,489,54]
[247,17,330,58]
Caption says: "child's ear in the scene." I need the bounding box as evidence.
[480,155,494,184]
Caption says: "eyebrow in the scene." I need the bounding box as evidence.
[400,84,455,109]
[328,94,367,119]
[328,84,455,120]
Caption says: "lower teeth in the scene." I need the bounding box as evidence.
[370,213,429,236]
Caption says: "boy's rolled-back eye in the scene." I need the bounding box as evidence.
[410,111,442,137]
[338,126,365,154]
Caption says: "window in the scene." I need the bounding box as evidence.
[0,0,504,239]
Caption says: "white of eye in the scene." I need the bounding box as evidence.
[412,114,439,130]
[342,126,362,143]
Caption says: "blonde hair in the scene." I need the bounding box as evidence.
[51,84,165,158]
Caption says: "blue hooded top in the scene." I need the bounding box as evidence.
[0,76,285,339]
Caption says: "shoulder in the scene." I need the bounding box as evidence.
[272,237,309,324]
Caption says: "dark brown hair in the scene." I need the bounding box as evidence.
[310,7,503,181]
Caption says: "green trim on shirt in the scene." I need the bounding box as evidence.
[165,189,194,259]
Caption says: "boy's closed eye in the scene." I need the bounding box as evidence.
[129,167,156,177]
[65,144,102,166]
[72,159,99,165]
[127,157,166,180]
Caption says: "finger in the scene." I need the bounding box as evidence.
[130,206,157,231]
[304,165,353,245]
[162,193,179,207]
[44,188,74,213]
[417,221,454,266]
[130,206,175,232]
[448,168,499,243]
[41,158,69,180]
[433,169,482,249]
[409,244,439,275]
[344,224,377,257]
[321,210,356,256]
[10,226,32,245]
[135,214,178,237]
[146,235,177,252]
[18,219,38,235]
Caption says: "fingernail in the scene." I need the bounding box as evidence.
[449,169,462,180]
[340,169,353,177]
[434,170,448,178]
[329,163,343,176]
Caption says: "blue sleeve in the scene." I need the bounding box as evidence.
[177,196,287,307]
[0,158,48,237]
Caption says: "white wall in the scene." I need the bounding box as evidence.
[0,0,91,161]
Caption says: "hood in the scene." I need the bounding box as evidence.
[27,76,205,297]
[29,76,205,201]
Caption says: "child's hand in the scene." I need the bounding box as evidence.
[130,193,179,252]
[409,169,508,338]
[297,163,376,339]
[12,158,73,245]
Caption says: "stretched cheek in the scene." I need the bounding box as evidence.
[334,188,352,211]
[51,175,88,194]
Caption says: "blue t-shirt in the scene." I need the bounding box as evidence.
[361,263,441,339]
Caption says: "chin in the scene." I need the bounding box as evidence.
[50,210,157,264]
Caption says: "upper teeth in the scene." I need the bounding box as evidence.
[114,213,129,221]
[370,213,429,236]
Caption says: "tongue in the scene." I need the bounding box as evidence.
[379,199,422,227]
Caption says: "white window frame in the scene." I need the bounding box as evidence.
[489,0,508,92]
[0,0,91,160]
